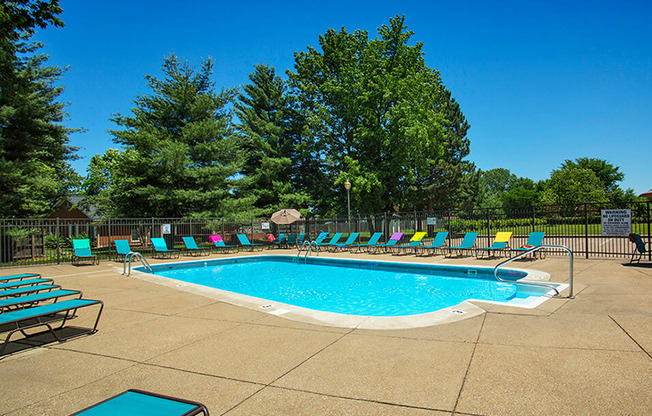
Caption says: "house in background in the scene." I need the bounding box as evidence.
[47,196,99,222]
[47,197,146,249]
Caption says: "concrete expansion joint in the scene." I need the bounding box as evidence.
[608,315,652,359]
[452,314,486,415]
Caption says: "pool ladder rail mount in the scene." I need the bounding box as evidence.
[123,251,152,276]
[494,244,574,299]
[296,241,319,263]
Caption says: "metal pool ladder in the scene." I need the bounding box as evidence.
[493,244,574,298]
[296,241,319,263]
[123,251,152,276]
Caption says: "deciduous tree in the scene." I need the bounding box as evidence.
[288,15,475,215]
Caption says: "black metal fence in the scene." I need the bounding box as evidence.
[1,201,649,267]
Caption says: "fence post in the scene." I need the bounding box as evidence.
[486,208,491,247]
[251,217,255,242]
[56,217,60,264]
[108,218,112,260]
[647,199,652,260]
[532,205,536,234]
[584,203,589,259]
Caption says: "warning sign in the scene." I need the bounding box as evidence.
[601,209,631,236]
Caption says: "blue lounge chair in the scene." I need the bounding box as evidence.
[272,233,287,248]
[414,232,449,256]
[476,232,513,259]
[182,236,210,256]
[0,278,53,290]
[0,273,41,283]
[369,232,404,253]
[237,234,263,251]
[72,239,99,265]
[69,389,209,416]
[297,233,306,246]
[0,284,60,299]
[209,235,238,253]
[350,232,383,253]
[316,232,343,249]
[0,298,103,355]
[0,289,81,312]
[446,232,479,257]
[331,232,360,251]
[628,233,649,263]
[151,238,180,259]
[390,232,427,255]
[286,233,297,248]
[313,232,329,244]
[512,232,546,259]
[114,239,132,261]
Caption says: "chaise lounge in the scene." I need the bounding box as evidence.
[72,239,99,265]
[69,389,209,416]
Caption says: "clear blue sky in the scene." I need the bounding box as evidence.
[35,0,651,194]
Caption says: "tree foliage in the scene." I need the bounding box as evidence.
[85,55,243,217]
[233,64,309,217]
[0,0,80,218]
[288,15,475,215]
[540,167,608,205]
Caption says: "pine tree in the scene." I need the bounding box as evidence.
[0,1,80,217]
[234,64,309,216]
[100,54,243,217]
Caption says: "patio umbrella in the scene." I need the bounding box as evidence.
[638,189,652,198]
[270,209,302,225]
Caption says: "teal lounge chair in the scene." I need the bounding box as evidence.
[70,389,209,416]
[114,239,132,261]
[209,235,238,253]
[237,234,263,251]
[0,284,60,299]
[151,238,179,259]
[512,232,546,259]
[316,232,343,249]
[182,236,210,256]
[272,233,287,248]
[286,233,297,248]
[369,232,404,253]
[0,273,41,283]
[72,239,99,265]
[446,232,479,257]
[0,298,103,355]
[0,289,81,312]
[297,233,306,245]
[628,233,649,263]
[390,232,427,255]
[0,278,53,290]
[331,232,360,251]
[313,232,329,244]
[350,232,382,253]
[476,232,513,259]
[414,232,449,256]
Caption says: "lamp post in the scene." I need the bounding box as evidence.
[344,180,351,234]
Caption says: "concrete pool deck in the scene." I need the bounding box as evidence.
[1,250,650,415]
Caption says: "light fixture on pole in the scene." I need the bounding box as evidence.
[344,180,351,234]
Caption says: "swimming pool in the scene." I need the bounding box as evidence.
[136,256,561,321]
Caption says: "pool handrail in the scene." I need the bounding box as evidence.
[123,251,152,276]
[296,240,319,262]
[493,244,574,298]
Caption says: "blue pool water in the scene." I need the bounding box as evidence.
[139,256,546,317]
